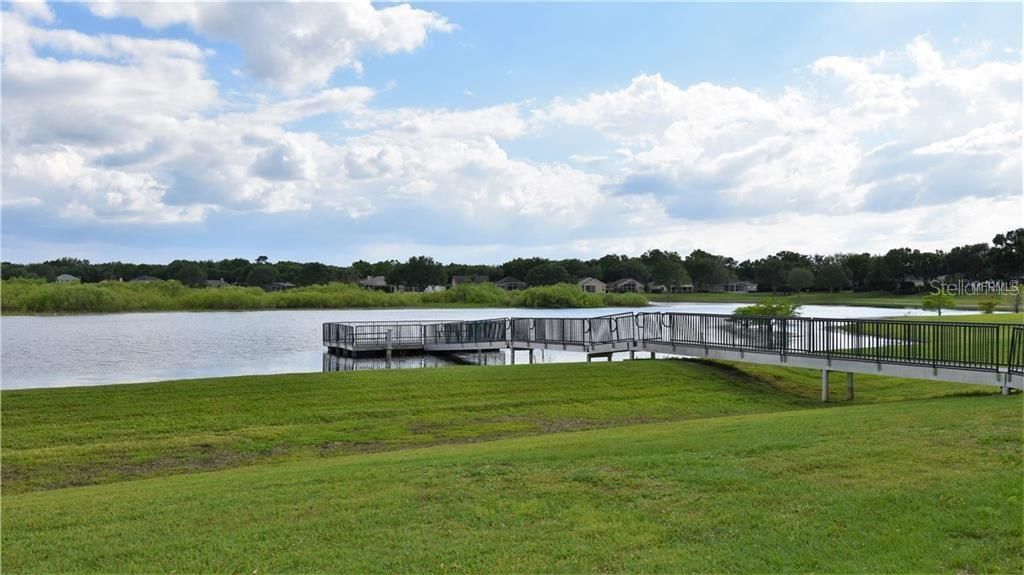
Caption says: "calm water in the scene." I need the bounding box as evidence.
[0,303,974,389]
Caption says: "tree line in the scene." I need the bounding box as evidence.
[3,228,1021,293]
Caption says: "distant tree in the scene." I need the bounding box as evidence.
[391,256,446,290]
[605,258,650,282]
[297,262,333,286]
[685,250,733,290]
[350,260,373,279]
[524,262,570,286]
[945,243,991,280]
[166,260,207,287]
[255,255,269,265]
[816,263,849,293]
[245,265,278,287]
[786,267,815,293]
[641,250,690,286]
[922,293,955,316]
[866,258,895,291]
[990,228,1024,279]
[502,257,551,281]
[841,253,873,290]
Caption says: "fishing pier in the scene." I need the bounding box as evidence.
[324,312,1024,400]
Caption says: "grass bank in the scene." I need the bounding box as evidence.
[2,374,1019,572]
[650,290,1021,311]
[0,279,648,314]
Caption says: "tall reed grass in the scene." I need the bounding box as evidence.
[1,279,649,313]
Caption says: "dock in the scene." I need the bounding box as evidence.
[324,312,1024,400]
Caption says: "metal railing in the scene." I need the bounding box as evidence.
[324,313,1021,373]
[654,313,1013,371]
[1010,327,1024,376]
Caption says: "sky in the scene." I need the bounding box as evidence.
[2,1,1022,265]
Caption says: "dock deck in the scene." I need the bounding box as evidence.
[324,312,1024,399]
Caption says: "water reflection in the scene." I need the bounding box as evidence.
[323,351,506,372]
[2,304,980,389]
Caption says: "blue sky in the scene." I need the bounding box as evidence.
[2,1,1021,264]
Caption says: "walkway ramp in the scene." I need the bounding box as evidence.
[323,313,1024,397]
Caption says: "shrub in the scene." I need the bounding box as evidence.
[733,300,802,317]
[922,293,955,316]
[978,299,999,314]
[512,284,601,308]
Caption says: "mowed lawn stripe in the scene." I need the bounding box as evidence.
[3,395,1020,573]
[2,361,995,494]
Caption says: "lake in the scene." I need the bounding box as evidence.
[0,303,974,389]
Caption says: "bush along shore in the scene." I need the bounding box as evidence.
[0,279,649,314]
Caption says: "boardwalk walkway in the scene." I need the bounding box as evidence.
[324,313,1024,399]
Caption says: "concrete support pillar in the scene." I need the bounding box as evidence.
[821,369,830,403]
[650,352,656,360]
[630,351,635,360]
[510,349,516,365]
[529,349,535,364]
[607,354,613,362]
[846,372,854,400]
[1002,385,1011,396]
[587,354,593,363]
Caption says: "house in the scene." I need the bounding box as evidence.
[608,278,644,293]
[646,282,667,294]
[577,277,606,294]
[709,281,758,293]
[55,274,79,283]
[263,282,296,292]
[670,283,695,293]
[130,275,161,283]
[358,276,393,292]
[423,285,447,293]
[495,276,527,291]
[451,274,489,287]
[205,278,231,288]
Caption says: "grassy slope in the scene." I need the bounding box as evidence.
[4,315,1022,572]
[650,290,1022,310]
[4,394,1020,573]
[2,362,996,495]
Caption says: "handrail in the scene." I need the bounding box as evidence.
[324,312,1020,373]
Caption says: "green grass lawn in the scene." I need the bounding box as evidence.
[650,290,1022,311]
[3,356,1021,573]
[3,390,1020,573]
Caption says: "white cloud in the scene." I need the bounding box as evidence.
[8,1,53,23]
[88,0,453,92]
[2,8,1020,262]
[540,38,1021,220]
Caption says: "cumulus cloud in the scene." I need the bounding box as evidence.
[1,6,1020,261]
[88,0,453,92]
[540,38,1021,219]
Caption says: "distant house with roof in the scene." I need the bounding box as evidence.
[451,274,489,287]
[577,277,606,294]
[130,275,161,283]
[205,278,231,288]
[358,276,393,292]
[608,278,644,293]
[263,282,296,292]
[495,276,527,291]
[709,281,758,293]
[646,281,694,294]
[55,274,79,283]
